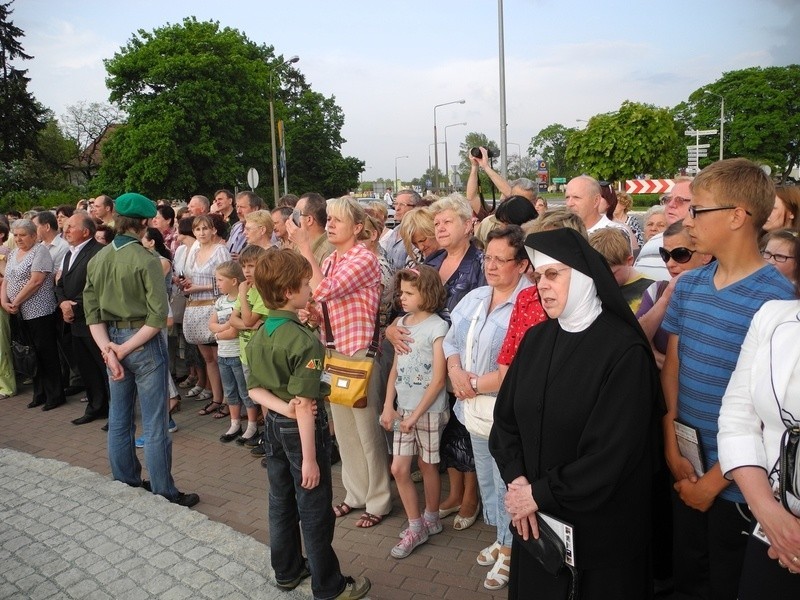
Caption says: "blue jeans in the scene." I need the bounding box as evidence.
[218,355,253,408]
[107,327,179,500]
[471,433,512,546]
[264,409,345,600]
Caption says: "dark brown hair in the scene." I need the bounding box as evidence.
[395,265,446,313]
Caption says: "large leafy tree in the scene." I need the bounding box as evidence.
[0,1,46,162]
[673,65,800,182]
[528,123,579,179]
[453,132,501,195]
[567,101,680,181]
[61,101,124,182]
[96,17,362,199]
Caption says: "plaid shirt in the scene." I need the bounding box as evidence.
[313,243,380,357]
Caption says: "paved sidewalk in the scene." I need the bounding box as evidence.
[0,385,506,600]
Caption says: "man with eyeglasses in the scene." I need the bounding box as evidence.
[381,189,422,270]
[634,177,694,281]
[287,192,333,268]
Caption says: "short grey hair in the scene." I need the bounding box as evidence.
[11,218,37,236]
[644,204,666,221]
[395,188,422,206]
[430,193,473,222]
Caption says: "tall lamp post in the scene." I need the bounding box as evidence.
[428,142,444,171]
[433,99,465,192]
[703,90,725,161]
[394,155,408,192]
[269,55,300,205]
[444,121,467,190]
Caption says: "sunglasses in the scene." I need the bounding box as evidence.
[659,246,696,264]
[532,266,570,285]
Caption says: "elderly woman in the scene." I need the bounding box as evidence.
[298,196,392,529]
[0,219,65,409]
[443,225,532,591]
[643,205,668,242]
[718,295,800,597]
[243,210,275,250]
[613,190,644,247]
[490,227,659,599]
[390,194,485,529]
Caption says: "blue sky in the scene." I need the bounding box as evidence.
[12,0,800,186]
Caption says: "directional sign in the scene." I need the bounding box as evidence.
[686,144,711,150]
[685,129,718,136]
[625,179,675,194]
[247,167,259,190]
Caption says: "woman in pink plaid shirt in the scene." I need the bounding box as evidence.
[301,196,393,529]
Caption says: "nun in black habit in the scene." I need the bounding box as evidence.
[489,228,660,599]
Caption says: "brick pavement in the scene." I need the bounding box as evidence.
[0,384,508,600]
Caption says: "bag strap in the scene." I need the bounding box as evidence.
[463,301,485,372]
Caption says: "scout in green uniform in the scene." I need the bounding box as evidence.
[245,248,370,600]
[83,192,199,508]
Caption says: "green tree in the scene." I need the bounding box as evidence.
[528,123,579,179]
[674,65,800,182]
[96,17,362,199]
[567,101,680,181]
[61,101,124,182]
[0,0,46,162]
[454,132,500,195]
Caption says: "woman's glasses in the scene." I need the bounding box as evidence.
[659,247,696,264]
[532,266,570,285]
[762,250,795,263]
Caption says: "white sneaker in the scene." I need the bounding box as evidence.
[399,518,442,538]
[391,527,429,559]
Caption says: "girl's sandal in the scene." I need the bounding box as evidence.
[212,404,230,419]
[483,552,511,591]
[198,401,222,416]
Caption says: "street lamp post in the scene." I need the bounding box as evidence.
[394,155,408,192]
[428,143,444,171]
[433,99,465,193]
[703,90,725,161]
[268,55,300,205]
[444,122,467,191]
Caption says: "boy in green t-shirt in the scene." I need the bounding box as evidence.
[245,248,370,600]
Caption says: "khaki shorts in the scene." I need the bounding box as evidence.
[392,410,449,464]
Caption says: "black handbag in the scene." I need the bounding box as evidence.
[779,425,800,517]
[10,315,37,379]
[509,517,579,600]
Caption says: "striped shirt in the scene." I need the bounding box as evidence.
[663,262,794,502]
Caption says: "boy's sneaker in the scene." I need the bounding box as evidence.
[391,527,429,559]
[334,575,371,599]
[135,436,145,448]
[168,418,178,433]
[275,560,311,591]
[399,518,442,538]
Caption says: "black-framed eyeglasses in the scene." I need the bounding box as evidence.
[532,266,570,285]
[762,250,795,263]
[688,205,752,219]
[659,246,696,264]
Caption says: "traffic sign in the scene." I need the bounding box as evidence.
[247,168,259,190]
[686,144,711,149]
[625,179,675,194]
[685,129,718,136]
[553,177,567,184]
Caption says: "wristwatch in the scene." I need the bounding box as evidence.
[470,378,478,391]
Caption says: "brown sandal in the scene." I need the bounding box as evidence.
[333,502,352,518]
[212,403,230,419]
[355,512,385,528]
[198,401,222,416]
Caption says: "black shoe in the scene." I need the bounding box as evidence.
[63,386,85,396]
[244,434,262,448]
[250,445,266,457]
[219,427,243,443]
[261,457,268,468]
[141,480,152,491]
[276,560,310,591]
[171,492,200,508]
[236,430,261,445]
[72,414,97,425]
[330,438,341,465]
[101,422,109,431]
[27,399,45,408]
[42,401,66,411]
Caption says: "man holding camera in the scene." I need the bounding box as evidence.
[466,147,539,220]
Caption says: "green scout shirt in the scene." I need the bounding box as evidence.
[83,235,169,329]
[245,309,328,403]
[236,286,270,366]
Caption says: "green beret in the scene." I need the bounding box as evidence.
[115,193,156,218]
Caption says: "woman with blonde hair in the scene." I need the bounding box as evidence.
[398,207,441,264]
[243,210,275,249]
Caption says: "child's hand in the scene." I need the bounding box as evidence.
[380,407,400,431]
[400,415,417,434]
[301,458,320,489]
[238,281,251,295]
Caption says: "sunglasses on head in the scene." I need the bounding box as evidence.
[659,246,696,264]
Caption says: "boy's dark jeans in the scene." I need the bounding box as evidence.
[264,409,345,599]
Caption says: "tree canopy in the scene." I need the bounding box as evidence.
[673,65,800,182]
[566,101,680,181]
[95,17,362,200]
[529,123,580,179]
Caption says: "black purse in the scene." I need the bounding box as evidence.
[509,516,579,600]
[779,425,800,517]
[10,315,37,379]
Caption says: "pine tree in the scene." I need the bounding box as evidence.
[0,0,46,162]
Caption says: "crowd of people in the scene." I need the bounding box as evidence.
[1,156,799,600]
